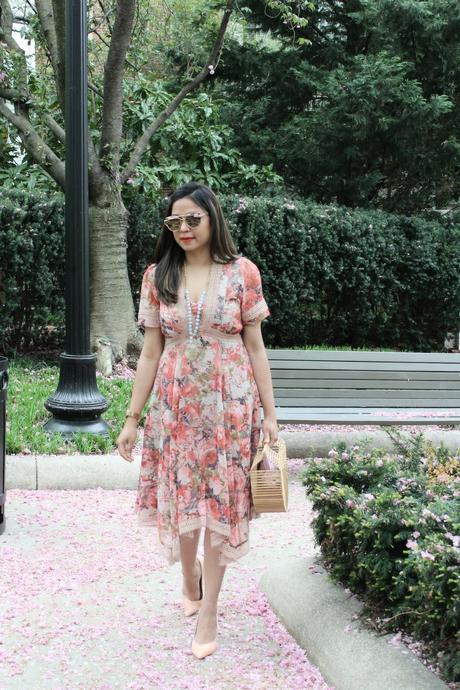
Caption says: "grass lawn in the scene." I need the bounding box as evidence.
[6,356,133,454]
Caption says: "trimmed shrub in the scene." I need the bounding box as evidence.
[0,189,65,352]
[2,188,460,352]
[301,433,460,682]
[127,191,460,350]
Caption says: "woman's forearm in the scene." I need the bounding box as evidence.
[247,347,277,419]
[128,353,162,416]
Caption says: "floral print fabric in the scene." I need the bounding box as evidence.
[135,256,271,566]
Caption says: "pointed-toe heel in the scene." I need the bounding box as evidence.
[191,611,218,659]
[182,555,204,617]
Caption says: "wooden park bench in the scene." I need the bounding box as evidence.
[265,350,460,425]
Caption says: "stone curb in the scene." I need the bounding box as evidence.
[6,429,460,490]
[284,429,460,459]
[258,557,449,690]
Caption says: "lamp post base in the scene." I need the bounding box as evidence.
[44,353,110,437]
[43,416,110,436]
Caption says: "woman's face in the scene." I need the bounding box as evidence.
[169,197,212,254]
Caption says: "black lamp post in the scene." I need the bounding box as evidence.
[44,0,109,435]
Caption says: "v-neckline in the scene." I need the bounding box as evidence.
[178,261,222,330]
[181,261,219,304]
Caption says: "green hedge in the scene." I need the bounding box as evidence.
[0,190,65,352]
[2,188,460,352]
[301,434,460,683]
[127,190,460,350]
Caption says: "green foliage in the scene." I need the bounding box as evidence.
[0,189,65,353]
[0,0,280,201]
[301,434,460,682]
[220,195,460,349]
[0,161,58,194]
[121,79,282,201]
[2,189,460,353]
[219,0,460,212]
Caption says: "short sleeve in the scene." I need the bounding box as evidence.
[138,264,161,328]
[240,258,271,326]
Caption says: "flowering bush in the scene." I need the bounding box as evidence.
[301,434,460,682]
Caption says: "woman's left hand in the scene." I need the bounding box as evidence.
[262,415,279,445]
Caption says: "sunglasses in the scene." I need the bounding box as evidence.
[164,212,208,233]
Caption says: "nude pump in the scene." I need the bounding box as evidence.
[191,610,218,659]
[182,555,203,616]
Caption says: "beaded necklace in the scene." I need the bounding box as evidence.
[183,262,213,354]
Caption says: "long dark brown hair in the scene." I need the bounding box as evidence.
[152,182,241,304]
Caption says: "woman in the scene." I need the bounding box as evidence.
[117,181,278,659]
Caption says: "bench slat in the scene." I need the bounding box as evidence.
[273,389,460,399]
[272,378,460,390]
[269,361,460,372]
[265,407,460,424]
[274,396,460,407]
[267,350,460,363]
[270,369,460,381]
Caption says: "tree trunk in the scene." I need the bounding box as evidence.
[89,183,143,367]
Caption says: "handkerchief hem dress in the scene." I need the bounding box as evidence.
[135,256,271,566]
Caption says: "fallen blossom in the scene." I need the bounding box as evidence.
[0,461,333,690]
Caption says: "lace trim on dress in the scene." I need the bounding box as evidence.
[243,301,270,325]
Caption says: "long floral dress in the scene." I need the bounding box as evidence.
[135,256,271,566]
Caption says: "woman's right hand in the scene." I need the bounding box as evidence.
[116,420,138,462]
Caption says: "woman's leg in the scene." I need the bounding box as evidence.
[194,528,226,643]
[180,528,202,600]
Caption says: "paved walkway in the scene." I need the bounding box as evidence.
[0,459,333,690]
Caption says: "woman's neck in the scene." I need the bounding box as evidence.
[183,249,214,267]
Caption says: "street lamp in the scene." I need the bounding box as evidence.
[44,0,109,435]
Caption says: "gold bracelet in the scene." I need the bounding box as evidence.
[125,409,141,421]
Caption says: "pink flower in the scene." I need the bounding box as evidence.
[346,499,356,509]
[406,539,418,550]
[0,71,6,83]
[446,532,460,548]
[420,550,435,561]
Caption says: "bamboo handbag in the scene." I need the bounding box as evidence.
[250,437,288,512]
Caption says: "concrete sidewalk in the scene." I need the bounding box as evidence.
[1,462,330,690]
[3,444,452,690]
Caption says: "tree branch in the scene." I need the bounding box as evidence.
[43,112,65,143]
[0,0,23,53]
[35,0,65,112]
[50,0,65,110]
[99,0,136,175]
[0,86,27,101]
[90,26,138,71]
[0,84,98,173]
[0,100,65,187]
[96,0,113,35]
[121,0,235,183]
[0,0,103,195]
